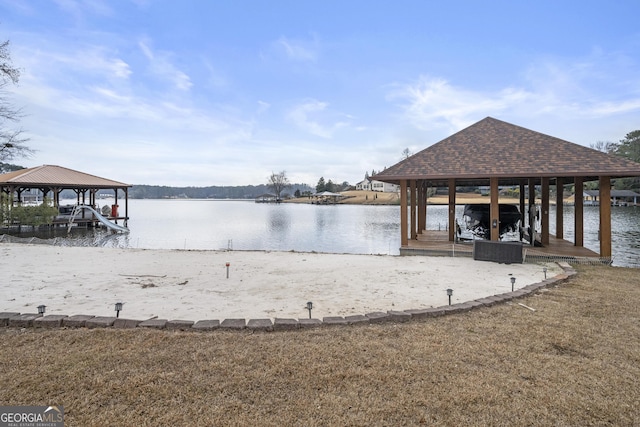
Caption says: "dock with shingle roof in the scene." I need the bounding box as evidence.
[0,165,131,229]
[374,117,640,261]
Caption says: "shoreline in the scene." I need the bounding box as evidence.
[287,190,525,205]
[1,243,557,322]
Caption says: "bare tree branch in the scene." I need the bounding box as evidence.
[0,39,32,162]
[0,40,20,85]
[267,171,291,200]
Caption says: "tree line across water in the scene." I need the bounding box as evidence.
[127,183,314,200]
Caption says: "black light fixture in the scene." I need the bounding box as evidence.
[446,288,453,306]
[37,305,46,315]
[306,301,313,318]
[543,267,548,279]
[510,276,516,292]
[115,302,123,318]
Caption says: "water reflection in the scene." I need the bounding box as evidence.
[1,226,129,248]
[2,200,638,267]
[313,205,336,229]
[267,205,291,233]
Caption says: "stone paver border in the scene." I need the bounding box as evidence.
[1,263,577,333]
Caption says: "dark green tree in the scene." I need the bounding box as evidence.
[1,195,58,228]
[615,130,640,163]
[316,177,326,193]
[0,162,25,173]
[612,130,640,191]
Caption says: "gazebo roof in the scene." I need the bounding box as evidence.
[314,191,343,197]
[0,165,131,189]
[374,117,640,186]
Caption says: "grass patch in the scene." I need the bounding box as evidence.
[1,265,638,426]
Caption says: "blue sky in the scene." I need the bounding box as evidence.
[1,1,639,186]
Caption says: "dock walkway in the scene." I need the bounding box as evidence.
[402,230,607,264]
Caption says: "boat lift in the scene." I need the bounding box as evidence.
[67,205,129,233]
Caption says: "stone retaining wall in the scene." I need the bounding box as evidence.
[1,263,577,333]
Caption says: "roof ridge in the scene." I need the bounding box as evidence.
[0,165,131,187]
[373,117,640,185]
[45,164,119,182]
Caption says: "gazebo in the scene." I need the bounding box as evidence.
[373,117,640,262]
[0,165,131,225]
[312,191,344,204]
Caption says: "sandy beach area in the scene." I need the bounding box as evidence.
[1,243,558,321]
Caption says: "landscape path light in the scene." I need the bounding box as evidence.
[115,302,123,318]
[543,267,548,279]
[37,305,46,315]
[226,262,230,279]
[306,301,313,319]
[510,276,516,292]
[446,288,453,306]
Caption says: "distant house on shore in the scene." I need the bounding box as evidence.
[356,178,399,193]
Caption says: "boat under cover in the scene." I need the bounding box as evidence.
[462,204,521,240]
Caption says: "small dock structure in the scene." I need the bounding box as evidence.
[255,193,279,203]
[581,189,640,206]
[0,165,131,230]
[311,191,344,204]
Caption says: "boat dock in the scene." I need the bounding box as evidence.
[401,230,606,264]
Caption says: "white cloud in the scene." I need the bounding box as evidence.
[138,39,192,91]
[275,36,318,61]
[286,99,351,138]
[53,0,113,20]
[16,44,131,86]
[287,100,330,137]
[257,100,270,114]
[390,76,535,132]
[76,48,132,80]
[0,1,36,15]
[589,99,640,116]
[392,55,640,134]
[521,53,640,118]
[201,59,228,89]
[110,58,132,79]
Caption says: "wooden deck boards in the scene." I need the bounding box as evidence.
[402,230,604,263]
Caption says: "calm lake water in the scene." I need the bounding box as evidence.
[6,199,640,268]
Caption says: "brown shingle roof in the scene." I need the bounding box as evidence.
[374,117,640,186]
[0,165,131,188]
